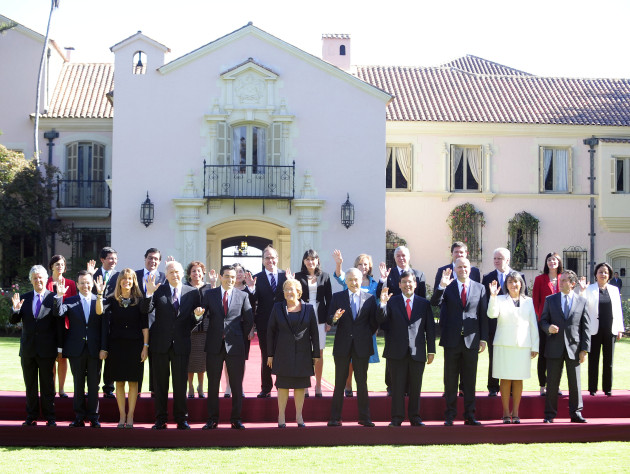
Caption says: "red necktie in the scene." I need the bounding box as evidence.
[405,298,411,320]
[461,284,467,307]
[223,290,228,316]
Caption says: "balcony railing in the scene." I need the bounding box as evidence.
[57,179,111,208]
[203,161,295,200]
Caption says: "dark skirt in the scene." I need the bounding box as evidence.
[188,332,206,373]
[275,375,311,389]
[109,338,144,382]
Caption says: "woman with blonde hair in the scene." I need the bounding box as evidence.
[96,268,148,428]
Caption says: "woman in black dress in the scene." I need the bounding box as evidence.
[96,268,148,428]
[267,279,319,427]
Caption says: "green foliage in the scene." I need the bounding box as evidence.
[622,297,630,334]
[507,211,539,271]
[0,279,31,334]
[0,20,18,34]
[447,203,485,262]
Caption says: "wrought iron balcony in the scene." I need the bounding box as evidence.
[203,161,295,200]
[57,179,111,209]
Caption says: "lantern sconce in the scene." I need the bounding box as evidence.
[140,191,154,227]
[341,193,354,229]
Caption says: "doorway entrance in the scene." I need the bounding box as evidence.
[221,235,272,273]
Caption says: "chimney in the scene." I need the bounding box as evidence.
[64,46,75,61]
[321,34,351,71]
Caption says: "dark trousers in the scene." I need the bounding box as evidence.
[206,344,245,423]
[588,332,616,393]
[444,336,478,421]
[101,357,114,394]
[389,353,425,423]
[152,346,190,424]
[537,327,548,387]
[257,328,273,393]
[486,321,500,392]
[21,355,56,421]
[69,346,102,421]
[545,349,583,419]
[331,346,371,422]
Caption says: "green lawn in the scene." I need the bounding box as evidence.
[2,335,630,392]
[1,443,629,472]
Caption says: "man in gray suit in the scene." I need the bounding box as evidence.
[540,270,590,423]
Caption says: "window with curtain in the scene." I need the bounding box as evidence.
[614,157,630,193]
[450,145,482,191]
[386,145,412,190]
[231,125,267,174]
[540,147,572,193]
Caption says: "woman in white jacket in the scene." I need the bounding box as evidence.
[488,271,539,424]
[579,262,625,396]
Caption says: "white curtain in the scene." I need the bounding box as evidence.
[466,147,481,189]
[232,127,246,169]
[396,147,412,188]
[555,149,568,191]
[386,147,392,167]
[255,127,266,171]
[452,147,463,187]
[543,148,553,188]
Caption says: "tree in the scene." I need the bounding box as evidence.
[0,144,67,284]
[0,20,17,34]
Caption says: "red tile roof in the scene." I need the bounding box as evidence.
[357,58,630,126]
[43,63,113,118]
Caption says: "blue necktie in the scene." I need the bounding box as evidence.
[82,298,90,323]
[34,294,42,319]
[351,294,358,320]
[173,288,180,312]
[270,273,277,292]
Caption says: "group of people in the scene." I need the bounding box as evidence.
[10,241,625,429]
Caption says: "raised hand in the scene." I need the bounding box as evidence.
[379,262,391,280]
[166,255,175,262]
[380,286,392,303]
[86,259,96,274]
[332,308,345,323]
[489,280,499,297]
[332,249,343,266]
[145,273,162,295]
[93,275,105,295]
[578,276,588,293]
[285,268,295,280]
[207,269,218,288]
[440,268,453,288]
[11,293,24,311]
[245,271,257,289]
[56,280,67,297]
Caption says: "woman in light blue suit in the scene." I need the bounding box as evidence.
[579,262,625,396]
[488,271,539,424]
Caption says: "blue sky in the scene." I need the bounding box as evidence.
[3,0,630,78]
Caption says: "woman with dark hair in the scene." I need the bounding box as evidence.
[532,252,563,396]
[96,268,148,428]
[579,262,625,396]
[332,250,380,396]
[185,260,216,398]
[295,249,332,397]
[267,279,319,427]
[46,254,77,399]
[488,271,539,423]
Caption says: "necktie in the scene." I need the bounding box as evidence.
[563,295,570,319]
[461,284,467,307]
[34,294,42,319]
[498,272,504,290]
[103,270,108,284]
[223,290,228,316]
[270,273,277,292]
[82,298,90,323]
[173,287,179,312]
[351,294,358,320]
[406,298,411,320]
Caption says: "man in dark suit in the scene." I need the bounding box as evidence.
[540,270,590,423]
[10,265,62,426]
[135,247,166,396]
[327,268,379,427]
[377,271,436,426]
[54,270,108,427]
[245,245,286,398]
[481,247,527,396]
[376,245,426,396]
[88,246,119,398]
[142,260,203,430]
[202,265,253,430]
[610,272,623,291]
[431,257,488,426]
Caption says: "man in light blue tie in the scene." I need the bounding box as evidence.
[54,270,108,427]
[327,268,379,427]
[540,270,591,423]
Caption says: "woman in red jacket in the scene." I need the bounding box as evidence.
[532,252,562,396]
[46,254,77,398]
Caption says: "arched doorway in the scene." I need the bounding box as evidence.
[206,219,291,273]
[608,248,630,300]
